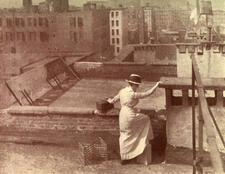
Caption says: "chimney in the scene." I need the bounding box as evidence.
[23,0,32,12]
[47,0,69,12]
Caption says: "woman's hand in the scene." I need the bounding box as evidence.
[156,81,163,86]
[107,98,114,104]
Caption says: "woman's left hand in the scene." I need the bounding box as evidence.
[157,81,163,86]
[107,98,113,104]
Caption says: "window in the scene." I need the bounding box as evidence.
[6,18,12,28]
[15,18,20,27]
[0,18,2,27]
[45,18,49,27]
[21,18,25,27]
[28,32,36,41]
[22,32,25,41]
[112,38,115,44]
[79,30,83,39]
[111,20,114,27]
[39,17,43,26]
[40,32,49,42]
[73,18,76,27]
[116,38,120,44]
[0,32,3,42]
[73,32,77,43]
[116,29,119,35]
[116,11,119,16]
[17,32,25,41]
[78,17,83,27]
[6,32,14,41]
[70,31,77,43]
[116,47,120,53]
[112,29,114,35]
[6,32,10,41]
[33,18,37,27]
[17,32,21,41]
[111,12,114,18]
[70,17,76,28]
[27,17,32,26]
[116,20,119,26]
[10,33,14,41]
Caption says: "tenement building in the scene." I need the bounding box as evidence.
[0,8,110,76]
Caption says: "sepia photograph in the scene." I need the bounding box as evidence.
[0,0,224,173]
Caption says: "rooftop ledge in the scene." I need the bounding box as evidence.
[4,106,119,117]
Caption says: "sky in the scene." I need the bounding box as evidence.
[0,0,224,10]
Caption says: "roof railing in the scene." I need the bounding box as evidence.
[191,53,225,174]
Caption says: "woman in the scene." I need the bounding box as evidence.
[107,74,161,165]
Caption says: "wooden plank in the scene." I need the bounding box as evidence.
[216,90,224,107]
[160,77,225,90]
[166,89,172,108]
[182,90,189,106]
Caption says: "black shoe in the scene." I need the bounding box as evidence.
[121,158,137,165]
[120,160,130,165]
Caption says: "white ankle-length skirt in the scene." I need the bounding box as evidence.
[119,106,154,160]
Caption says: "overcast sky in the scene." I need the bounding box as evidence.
[0,0,224,10]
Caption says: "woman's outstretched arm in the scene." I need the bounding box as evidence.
[134,81,162,99]
[107,93,120,104]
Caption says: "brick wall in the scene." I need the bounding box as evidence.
[1,106,165,149]
[4,106,119,133]
[4,113,119,133]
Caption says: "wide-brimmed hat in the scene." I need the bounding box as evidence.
[126,74,142,85]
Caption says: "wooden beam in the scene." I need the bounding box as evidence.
[182,89,189,106]
[216,90,224,107]
[165,89,172,108]
[159,77,225,90]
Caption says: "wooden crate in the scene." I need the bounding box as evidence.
[79,137,108,165]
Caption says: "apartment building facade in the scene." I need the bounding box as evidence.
[109,9,128,56]
[0,8,110,76]
[110,7,153,56]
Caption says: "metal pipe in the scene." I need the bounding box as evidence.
[192,61,196,174]
[198,104,204,174]
[5,81,22,106]
[196,0,200,17]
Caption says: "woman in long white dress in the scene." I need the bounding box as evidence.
[108,74,161,165]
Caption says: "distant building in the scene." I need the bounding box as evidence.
[213,10,225,29]
[143,7,153,43]
[84,1,107,10]
[107,0,141,8]
[23,0,33,12]
[0,8,110,76]
[38,2,49,13]
[110,7,153,56]
[109,8,128,56]
[153,8,192,43]
[53,9,110,53]
[46,0,69,13]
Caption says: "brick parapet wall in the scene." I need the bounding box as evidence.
[1,106,165,148]
[4,106,119,133]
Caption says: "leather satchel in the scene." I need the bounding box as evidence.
[96,99,114,113]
